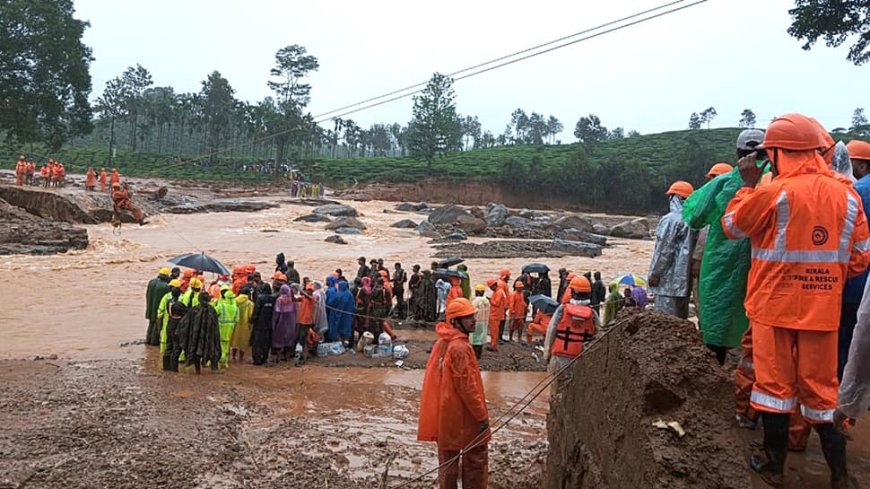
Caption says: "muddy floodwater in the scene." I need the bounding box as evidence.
[1,194,868,488]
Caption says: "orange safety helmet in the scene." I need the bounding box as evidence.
[809,117,837,166]
[446,297,477,322]
[569,276,592,293]
[272,272,287,282]
[499,267,510,277]
[847,140,870,161]
[705,162,733,178]
[566,272,576,281]
[486,278,497,288]
[665,181,694,199]
[758,113,826,151]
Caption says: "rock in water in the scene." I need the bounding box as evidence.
[391,219,419,229]
[456,214,487,234]
[485,203,509,227]
[505,216,531,228]
[558,228,608,246]
[427,204,470,225]
[396,202,429,212]
[551,239,602,257]
[325,235,347,245]
[610,218,650,239]
[593,223,610,235]
[552,215,595,233]
[325,217,366,231]
[416,221,441,239]
[313,203,358,217]
[294,214,331,223]
[444,231,468,241]
[335,227,362,235]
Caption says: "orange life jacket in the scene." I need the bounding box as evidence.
[552,304,595,358]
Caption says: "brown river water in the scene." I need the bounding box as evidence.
[1,195,867,487]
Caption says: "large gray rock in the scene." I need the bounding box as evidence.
[505,216,532,228]
[593,223,610,235]
[444,231,468,241]
[335,227,362,235]
[325,235,347,245]
[553,214,595,233]
[325,217,366,231]
[558,228,608,246]
[610,218,650,239]
[428,204,469,225]
[391,219,419,229]
[485,203,509,227]
[416,221,442,238]
[396,202,429,212]
[456,214,487,234]
[551,239,602,257]
[294,213,331,223]
[313,203,358,217]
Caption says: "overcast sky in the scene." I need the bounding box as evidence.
[74,0,868,140]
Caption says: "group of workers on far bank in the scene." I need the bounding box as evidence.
[646,115,870,489]
[14,155,71,188]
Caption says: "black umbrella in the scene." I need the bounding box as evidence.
[168,252,230,275]
[529,294,559,314]
[437,256,465,268]
[522,263,550,274]
[433,268,463,280]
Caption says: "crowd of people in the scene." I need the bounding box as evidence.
[289,179,325,198]
[14,155,69,188]
[645,116,870,488]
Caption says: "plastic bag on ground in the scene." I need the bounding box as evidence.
[393,345,410,359]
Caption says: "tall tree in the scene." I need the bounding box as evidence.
[199,71,236,163]
[407,73,462,174]
[700,107,717,129]
[788,1,870,65]
[460,115,482,150]
[546,116,563,144]
[266,44,319,176]
[609,127,625,139]
[573,114,608,146]
[118,64,153,151]
[688,112,702,130]
[627,129,641,137]
[94,78,127,163]
[739,109,757,128]
[852,107,868,135]
[0,0,93,150]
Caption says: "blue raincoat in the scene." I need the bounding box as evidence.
[327,281,356,340]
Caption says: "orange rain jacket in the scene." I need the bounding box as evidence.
[489,288,507,322]
[418,323,490,451]
[507,290,527,319]
[722,151,870,330]
[85,169,97,187]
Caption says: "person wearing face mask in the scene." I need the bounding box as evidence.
[648,181,695,319]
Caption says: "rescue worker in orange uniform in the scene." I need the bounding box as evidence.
[100,167,108,192]
[53,162,65,187]
[15,155,25,185]
[496,268,511,341]
[110,168,121,187]
[39,162,50,188]
[526,308,553,344]
[722,113,870,488]
[111,182,147,225]
[418,298,490,489]
[506,281,527,342]
[486,278,507,351]
[560,272,576,304]
[649,180,695,319]
[25,160,35,185]
[85,167,97,191]
[543,276,598,377]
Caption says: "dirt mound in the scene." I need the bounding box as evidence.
[0,198,88,255]
[545,310,749,489]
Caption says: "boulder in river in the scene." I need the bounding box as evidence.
[396,202,429,212]
[335,227,362,235]
[444,231,468,241]
[610,218,650,239]
[416,221,442,239]
[456,214,487,234]
[313,203,358,217]
[325,235,348,245]
[551,238,602,257]
[485,203,509,227]
[390,219,419,229]
[294,213,331,223]
[505,216,532,228]
[325,217,366,231]
[558,228,608,246]
[428,204,470,226]
[593,223,610,236]
[552,214,595,233]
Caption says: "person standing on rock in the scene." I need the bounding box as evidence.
[486,278,507,351]
[145,267,171,346]
[543,276,599,377]
[418,298,490,489]
[648,181,694,319]
[251,283,277,365]
[99,167,107,192]
[722,113,869,488]
[85,167,97,191]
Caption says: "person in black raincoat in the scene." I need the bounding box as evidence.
[163,288,188,372]
[177,292,221,374]
[251,283,277,365]
[275,252,289,275]
[415,270,438,322]
[556,268,569,303]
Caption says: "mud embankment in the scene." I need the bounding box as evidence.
[546,310,749,489]
[0,199,88,255]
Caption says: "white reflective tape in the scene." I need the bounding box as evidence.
[854,238,870,254]
[723,212,748,239]
[774,191,789,251]
[801,405,835,423]
[751,248,847,263]
[840,193,859,253]
[737,358,754,372]
[751,390,797,412]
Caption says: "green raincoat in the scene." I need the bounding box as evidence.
[682,168,751,348]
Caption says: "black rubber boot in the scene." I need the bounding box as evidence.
[749,412,789,488]
[816,423,859,489]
